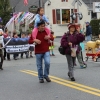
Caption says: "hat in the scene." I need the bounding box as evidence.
[86,22,90,24]
[75,24,80,29]
[67,23,76,29]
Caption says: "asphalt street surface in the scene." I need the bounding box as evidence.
[0,38,100,100]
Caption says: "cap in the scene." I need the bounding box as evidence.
[86,22,90,24]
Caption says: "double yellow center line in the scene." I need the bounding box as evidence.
[20,70,100,97]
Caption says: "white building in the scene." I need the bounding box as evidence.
[44,0,100,36]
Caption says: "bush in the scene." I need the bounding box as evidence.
[90,19,100,36]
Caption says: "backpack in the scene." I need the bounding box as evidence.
[58,33,69,55]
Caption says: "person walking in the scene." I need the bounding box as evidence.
[86,22,92,41]
[75,24,87,69]
[61,23,85,81]
[29,20,53,83]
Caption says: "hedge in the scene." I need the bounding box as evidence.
[90,19,100,36]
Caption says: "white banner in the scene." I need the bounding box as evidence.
[93,2,100,12]
[6,44,29,54]
[6,44,35,54]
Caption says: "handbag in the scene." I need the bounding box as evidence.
[58,33,69,55]
[58,45,66,55]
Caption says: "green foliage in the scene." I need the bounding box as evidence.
[0,0,12,25]
[90,19,100,36]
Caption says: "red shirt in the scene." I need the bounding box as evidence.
[3,33,8,38]
[35,31,53,54]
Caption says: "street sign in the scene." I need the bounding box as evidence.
[93,2,100,13]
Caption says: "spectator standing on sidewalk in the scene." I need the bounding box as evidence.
[20,33,28,58]
[86,22,92,41]
[29,20,53,83]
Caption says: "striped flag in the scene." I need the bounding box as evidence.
[24,0,28,5]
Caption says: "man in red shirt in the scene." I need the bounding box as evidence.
[30,20,53,83]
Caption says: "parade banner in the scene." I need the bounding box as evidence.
[4,38,34,54]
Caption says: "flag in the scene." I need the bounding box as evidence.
[24,0,28,5]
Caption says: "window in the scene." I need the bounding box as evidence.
[62,9,70,24]
[91,11,97,19]
[52,8,77,24]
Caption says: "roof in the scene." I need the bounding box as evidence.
[9,0,47,12]
[9,0,100,12]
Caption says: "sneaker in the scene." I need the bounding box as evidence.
[80,65,87,69]
[7,59,11,61]
[52,54,55,56]
[14,57,18,60]
[44,77,51,82]
[74,63,77,66]
[21,56,23,58]
[30,55,33,58]
[71,77,75,81]
[39,79,44,83]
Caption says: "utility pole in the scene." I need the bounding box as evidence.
[39,0,41,7]
[41,0,43,7]
[39,0,43,7]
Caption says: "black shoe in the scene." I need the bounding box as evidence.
[71,77,75,81]
[39,79,44,83]
[21,56,23,58]
[30,55,33,58]
[44,77,51,82]
[14,58,17,60]
[0,67,3,70]
[7,59,11,61]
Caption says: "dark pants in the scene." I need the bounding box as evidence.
[13,54,18,59]
[0,50,3,69]
[66,55,76,78]
[4,48,10,60]
[21,52,29,58]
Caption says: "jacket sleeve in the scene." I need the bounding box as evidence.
[28,34,34,44]
[61,34,69,48]
[43,15,49,23]
[76,33,85,43]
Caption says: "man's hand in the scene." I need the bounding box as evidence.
[44,35,50,40]
[34,39,41,44]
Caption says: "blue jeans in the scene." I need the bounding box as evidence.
[86,34,92,41]
[36,51,50,79]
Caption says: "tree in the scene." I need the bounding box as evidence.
[0,0,12,25]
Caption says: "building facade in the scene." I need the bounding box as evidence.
[44,0,94,36]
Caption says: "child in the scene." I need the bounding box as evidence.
[49,31,55,56]
[0,29,4,70]
[32,7,50,40]
[13,32,19,60]
[28,32,34,58]
[20,33,29,58]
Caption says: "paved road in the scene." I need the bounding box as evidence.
[0,38,100,100]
